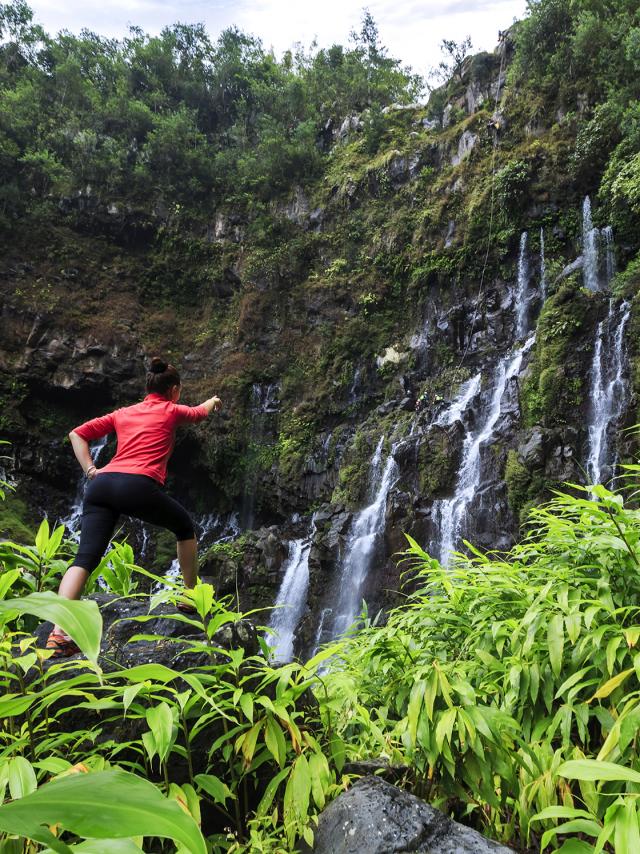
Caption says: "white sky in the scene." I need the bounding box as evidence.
[27,0,528,79]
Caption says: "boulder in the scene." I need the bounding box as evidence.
[34,592,259,671]
[308,776,513,853]
[451,130,478,166]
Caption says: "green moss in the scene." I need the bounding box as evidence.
[521,281,594,427]
[505,450,531,516]
[331,431,378,508]
[417,430,458,497]
[0,494,37,542]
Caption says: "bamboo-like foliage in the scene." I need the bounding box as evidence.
[318,483,640,851]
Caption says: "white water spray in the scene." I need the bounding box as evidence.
[583,196,600,292]
[437,337,535,565]
[515,231,530,338]
[61,435,109,537]
[586,301,631,486]
[326,438,398,640]
[266,527,314,662]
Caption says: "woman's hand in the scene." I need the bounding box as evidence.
[86,464,98,480]
[203,395,222,414]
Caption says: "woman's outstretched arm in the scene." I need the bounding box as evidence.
[199,395,222,414]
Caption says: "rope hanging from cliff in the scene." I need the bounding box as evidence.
[457,40,507,369]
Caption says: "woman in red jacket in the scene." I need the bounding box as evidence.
[47,357,221,657]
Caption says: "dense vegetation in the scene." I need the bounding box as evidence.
[4,467,640,851]
[0,1,420,220]
[4,0,640,851]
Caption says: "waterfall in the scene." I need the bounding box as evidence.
[161,512,241,589]
[586,301,631,485]
[266,526,314,662]
[583,196,600,292]
[61,436,109,538]
[437,336,535,565]
[515,231,530,338]
[326,438,398,640]
[603,226,616,284]
[540,228,547,303]
[582,196,617,292]
[436,373,481,427]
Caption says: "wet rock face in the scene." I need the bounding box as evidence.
[306,775,513,854]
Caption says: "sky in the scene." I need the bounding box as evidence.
[27,0,529,79]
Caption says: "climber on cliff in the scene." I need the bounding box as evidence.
[46,357,222,658]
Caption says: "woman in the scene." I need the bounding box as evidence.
[47,357,222,657]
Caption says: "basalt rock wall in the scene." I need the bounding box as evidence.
[2,32,640,658]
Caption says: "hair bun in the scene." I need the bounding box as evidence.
[149,357,168,374]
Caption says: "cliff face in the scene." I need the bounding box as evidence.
[2,24,640,658]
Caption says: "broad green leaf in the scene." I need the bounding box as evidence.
[614,799,640,853]
[264,715,287,768]
[43,841,143,853]
[8,757,37,800]
[35,518,49,554]
[0,769,206,854]
[555,841,596,853]
[591,668,634,700]
[0,569,20,601]
[541,819,602,849]
[146,702,174,763]
[0,693,37,718]
[533,806,598,822]
[558,760,640,784]
[239,693,254,723]
[256,767,290,818]
[548,614,564,678]
[283,753,311,844]
[194,774,234,805]
[0,593,102,664]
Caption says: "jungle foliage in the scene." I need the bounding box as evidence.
[0,2,421,222]
[5,479,640,850]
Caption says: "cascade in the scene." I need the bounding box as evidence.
[265,521,315,662]
[514,231,530,338]
[162,512,241,587]
[586,300,631,485]
[61,435,109,537]
[540,228,547,303]
[603,226,616,283]
[582,196,613,291]
[436,373,481,427]
[583,196,600,292]
[324,438,398,641]
[436,336,535,565]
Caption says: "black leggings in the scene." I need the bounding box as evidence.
[75,472,195,572]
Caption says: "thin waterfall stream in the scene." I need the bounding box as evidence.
[325,438,398,641]
[266,517,316,662]
[586,301,631,486]
[582,198,630,485]
[436,336,535,565]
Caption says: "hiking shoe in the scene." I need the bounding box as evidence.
[45,631,80,658]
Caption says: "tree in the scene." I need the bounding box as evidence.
[432,36,473,85]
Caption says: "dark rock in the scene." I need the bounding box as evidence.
[556,257,583,282]
[34,592,259,671]
[519,428,545,467]
[307,776,513,853]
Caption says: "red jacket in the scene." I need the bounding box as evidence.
[73,393,208,484]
